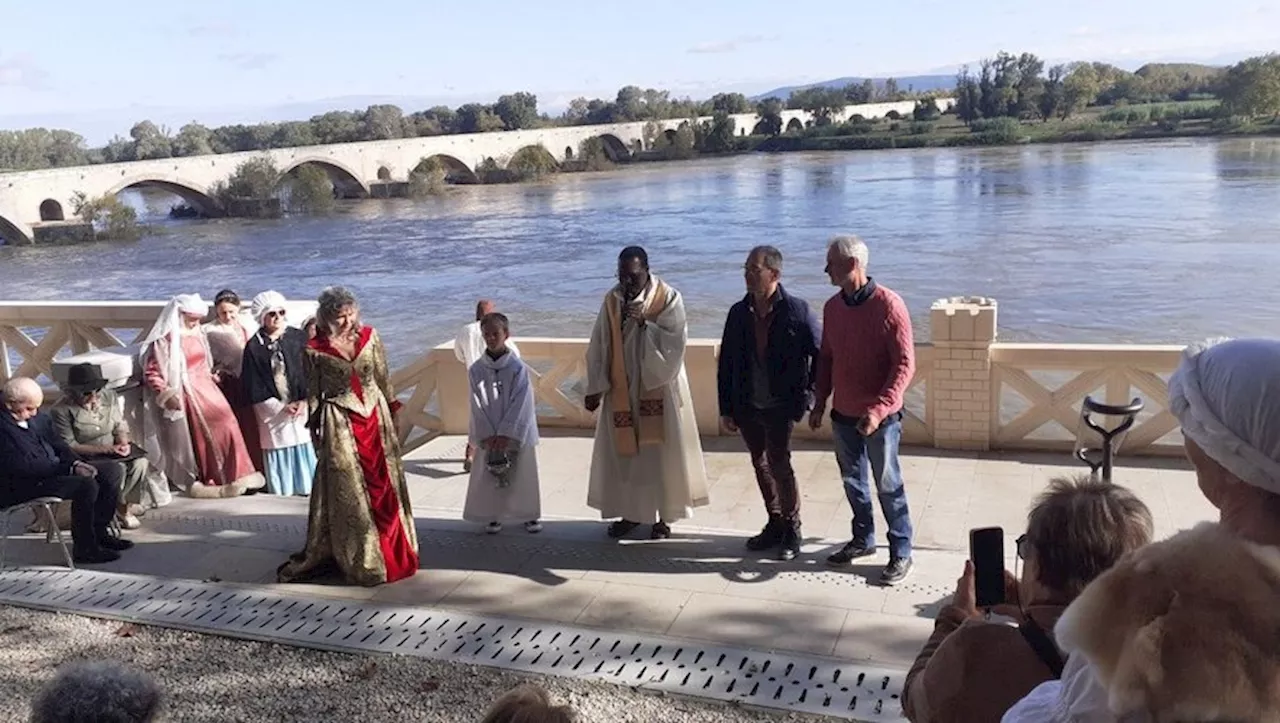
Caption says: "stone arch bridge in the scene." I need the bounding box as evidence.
[0,99,940,244]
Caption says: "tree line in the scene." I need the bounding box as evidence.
[0,77,927,173]
[952,51,1280,124]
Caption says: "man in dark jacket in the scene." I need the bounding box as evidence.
[0,376,132,564]
[717,246,821,560]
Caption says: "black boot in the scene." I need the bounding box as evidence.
[746,517,784,552]
[778,521,802,561]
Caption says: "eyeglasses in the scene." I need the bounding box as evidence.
[1015,534,1030,560]
[265,310,285,319]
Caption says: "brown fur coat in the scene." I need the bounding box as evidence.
[1053,522,1280,722]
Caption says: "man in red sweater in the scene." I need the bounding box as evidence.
[809,235,916,585]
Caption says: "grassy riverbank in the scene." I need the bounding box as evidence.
[723,102,1280,156]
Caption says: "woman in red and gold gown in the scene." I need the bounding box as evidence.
[278,286,419,586]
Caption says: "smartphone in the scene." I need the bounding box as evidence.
[969,527,1005,609]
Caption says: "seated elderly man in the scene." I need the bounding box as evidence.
[51,363,159,531]
[0,376,133,564]
[902,474,1153,723]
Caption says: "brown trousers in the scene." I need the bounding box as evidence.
[737,409,800,522]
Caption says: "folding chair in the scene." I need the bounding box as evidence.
[0,496,75,570]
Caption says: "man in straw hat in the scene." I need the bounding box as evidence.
[51,363,162,530]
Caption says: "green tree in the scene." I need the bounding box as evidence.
[361,105,405,140]
[789,87,845,125]
[562,97,591,124]
[70,191,140,240]
[1014,53,1046,118]
[710,92,750,114]
[842,81,874,104]
[215,156,281,203]
[494,92,540,130]
[955,67,982,125]
[880,78,901,101]
[507,144,558,179]
[286,165,335,214]
[699,112,737,153]
[912,99,941,121]
[456,104,504,133]
[308,111,362,144]
[1039,65,1066,121]
[270,121,317,148]
[1220,54,1280,118]
[753,97,785,136]
[172,123,214,157]
[130,120,172,160]
[1062,63,1102,118]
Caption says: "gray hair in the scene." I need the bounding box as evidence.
[30,661,163,723]
[2,376,42,405]
[316,285,359,336]
[748,245,783,274]
[829,235,870,270]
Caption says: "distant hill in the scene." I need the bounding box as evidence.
[751,74,957,101]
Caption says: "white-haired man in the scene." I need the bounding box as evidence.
[0,377,132,563]
[810,235,917,585]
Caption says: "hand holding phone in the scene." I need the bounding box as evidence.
[969,526,1006,609]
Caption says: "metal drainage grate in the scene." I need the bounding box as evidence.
[142,508,957,605]
[0,568,907,722]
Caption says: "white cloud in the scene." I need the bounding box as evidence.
[217,53,280,71]
[688,34,774,55]
[0,54,51,91]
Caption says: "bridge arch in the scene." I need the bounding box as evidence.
[376,166,393,181]
[39,199,65,222]
[786,118,804,133]
[0,212,33,245]
[279,157,370,198]
[413,155,479,185]
[104,176,223,217]
[593,134,631,162]
[507,145,559,175]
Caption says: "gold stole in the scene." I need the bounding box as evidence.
[605,279,670,457]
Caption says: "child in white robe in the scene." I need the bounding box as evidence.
[464,312,542,534]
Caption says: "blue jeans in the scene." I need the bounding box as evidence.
[831,415,913,560]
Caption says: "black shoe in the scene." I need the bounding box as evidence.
[827,540,877,566]
[650,521,671,540]
[607,520,641,538]
[778,522,801,561]
[745,517,784,552]
[73,547,121,564]
[98,537,134,551]
[880,557,913,586]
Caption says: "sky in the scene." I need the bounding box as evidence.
[1,0,1277,142]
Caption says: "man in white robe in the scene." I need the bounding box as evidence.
[584,246,709,539]
[454,299,520,472]
[464,312,541,534]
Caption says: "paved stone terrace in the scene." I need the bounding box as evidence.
[3,432,1212,671]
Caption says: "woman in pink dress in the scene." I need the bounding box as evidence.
[139,294,265,498]
[204,288,264,474]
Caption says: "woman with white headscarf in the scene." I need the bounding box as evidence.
[241,291,315,496]
[1003,338,1280,723]
[139,294,265,498]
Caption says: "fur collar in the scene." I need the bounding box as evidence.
[1054,522,1280,721]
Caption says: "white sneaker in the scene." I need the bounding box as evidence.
[116,513,141,530]
[485,522,502,535]
[524,520,543,534]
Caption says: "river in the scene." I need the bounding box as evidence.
[2,138,1279,366]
